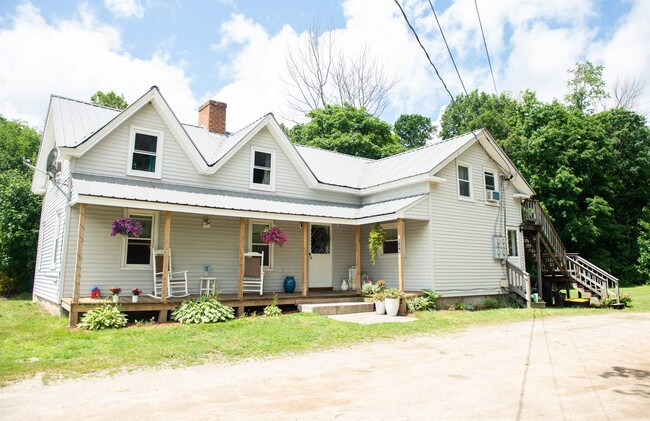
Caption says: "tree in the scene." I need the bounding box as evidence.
[284,20,397,117]
[288,104,405,159]
[393,114,435,149]
[0,116,42,295]
[90,90,128,110]
[564,61,609,113]
[611,76,645,111]
[636,208,650,282]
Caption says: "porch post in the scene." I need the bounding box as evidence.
[302,222,308,297]
[536,232,543,302]
[355,225,361,290]
[397,218,404,292]
[238,218,245,302]
[161,211,171,305]
[70,203,86,327]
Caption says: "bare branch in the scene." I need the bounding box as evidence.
[611,76,645,111]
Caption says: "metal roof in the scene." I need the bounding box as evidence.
[295,131,477,189]
[72,173,426,221]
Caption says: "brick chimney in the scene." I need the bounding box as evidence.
[198,100,227,134]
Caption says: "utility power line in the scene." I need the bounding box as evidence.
[474,0,498,94]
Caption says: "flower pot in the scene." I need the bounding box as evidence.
[112,295,119,303]
[375,300,386,315]
[385,298,400,316]
[132,295,139,303]
[283,276,296,293]
[340,279,349,291]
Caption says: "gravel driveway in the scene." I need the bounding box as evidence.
[2,312,649,420]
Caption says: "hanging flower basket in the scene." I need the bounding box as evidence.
[261,226,288,247]
[110,217,142,238]
[368,224,386,265]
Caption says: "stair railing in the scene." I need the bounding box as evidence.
[565,254,620,302]
[506,261,531,308]
[522,199,566,267]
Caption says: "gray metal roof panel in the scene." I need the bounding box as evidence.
[71,173,425,220]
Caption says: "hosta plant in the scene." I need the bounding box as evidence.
[78,304,128,330]
[172,294,235,324]
[263,294,282,317]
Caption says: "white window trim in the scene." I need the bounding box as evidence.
[49,211,61,270]
[121,210,159,269]
[248,220,274,269]
[457,161,473,201]
[378,222,406,258]
[483,167,499,206]
[249,148,276,192]
[507,228,520,258]
[126,125,164,179]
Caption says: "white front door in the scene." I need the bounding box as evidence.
[309,224,332,288]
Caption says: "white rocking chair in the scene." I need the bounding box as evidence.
[151,249,189,298]
[243,252,264,296]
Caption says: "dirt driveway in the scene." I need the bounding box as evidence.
[2,312,649,420]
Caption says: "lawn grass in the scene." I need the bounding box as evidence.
[1,284,648,386]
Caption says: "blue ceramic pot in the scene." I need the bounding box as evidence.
[283,276,296,293]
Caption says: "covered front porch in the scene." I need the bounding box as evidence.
[63,290,363,325]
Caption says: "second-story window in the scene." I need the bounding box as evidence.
[128,126,164,178]
[250,149,275,190]
[457,163,471,198]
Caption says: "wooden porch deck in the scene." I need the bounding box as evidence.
[62,290,363,327]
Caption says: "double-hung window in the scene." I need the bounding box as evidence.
[127,126,163,178]
[250,221,272,267]
[250,149,275,191]
[383,227,399,254]
[457,163,472,199]
[507,229,519,258]
[124,213,156,266]
[484,169,499,202]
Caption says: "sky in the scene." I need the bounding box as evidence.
[0,0,648,133]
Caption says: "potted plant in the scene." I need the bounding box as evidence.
[109,287,121,303]
[110,217,142,238]
[368,224,386,264]
[261,226,288,247]
[384,288,404,316]
[361,280,377,302]
[373,290,386,315]
[131,288,143,303]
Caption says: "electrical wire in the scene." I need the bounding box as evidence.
[474,0,498,94]
[428,0,469,96]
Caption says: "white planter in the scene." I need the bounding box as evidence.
[132,295,139,303]
[375,300,386,315]
[385,298,400,316]
[112,295,119,303]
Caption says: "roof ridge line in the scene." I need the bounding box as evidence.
[51,94,123,112]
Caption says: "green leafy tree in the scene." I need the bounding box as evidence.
[393,114,435,149]
[289,104,405,159]
[90,90,128,110]
[637,208,650,283]
[0,116,42,295]
[564,61,609,113]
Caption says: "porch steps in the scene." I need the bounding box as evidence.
[298,301,373,315]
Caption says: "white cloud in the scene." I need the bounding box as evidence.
[104,0,145,19]
[0,2,197,128]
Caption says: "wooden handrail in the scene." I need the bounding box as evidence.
[565,254,620,302]
[506,261,531,307]
[522,199,566,267]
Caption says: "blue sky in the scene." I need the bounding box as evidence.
[0,0,647,131]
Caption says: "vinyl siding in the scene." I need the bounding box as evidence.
[32,161,70,304]
[404,200,430,220]
[359,220,432,291]
[331,225,357,290]
[430,143,524,297]
[361,182,428,205]
[61,207,311,297]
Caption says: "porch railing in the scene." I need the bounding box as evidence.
[506,261,531,308]
[522,199,566,266]
[565,254,620,302]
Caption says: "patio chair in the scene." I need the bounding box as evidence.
[150,249,189,298]
[243,251,264,295]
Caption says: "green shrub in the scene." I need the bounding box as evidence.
[422,289,441,307]
[406,296,431,312]
[483,297,500,309]
[78,304,128,330]
[171,295,235,324]
[0,272,20,297]
[620,294,633,306]
[263,294,282,317]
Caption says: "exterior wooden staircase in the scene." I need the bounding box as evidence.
[509,199,620,307]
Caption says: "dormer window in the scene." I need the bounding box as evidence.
[250,148,275,191]
[127,126,164,178]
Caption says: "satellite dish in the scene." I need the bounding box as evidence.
[45,147,59,178]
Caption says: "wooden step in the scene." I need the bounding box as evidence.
[298,301,373,315]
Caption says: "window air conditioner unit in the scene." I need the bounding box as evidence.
[486,190,500,202]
